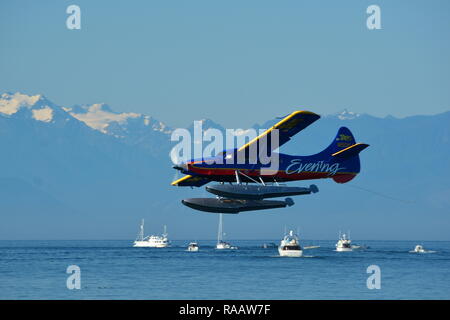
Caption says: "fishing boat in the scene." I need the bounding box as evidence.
[133,219,170,248]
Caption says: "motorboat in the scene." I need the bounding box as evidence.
[335,232,352,252]
[278,230,302,257]
[187,242,199,252]
[412,245,426,253]
[409,244,435,253]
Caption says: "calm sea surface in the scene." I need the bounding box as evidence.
[0,240,449,299]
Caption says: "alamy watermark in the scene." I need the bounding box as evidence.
[66,265,81,290]
[65,5,381,31]
[366,264,381,289]
[367,5,382,30]
[66,5,81,30]
[170,121,280,174]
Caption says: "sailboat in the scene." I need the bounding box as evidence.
[215,214,237,250]
[133,219,170,248]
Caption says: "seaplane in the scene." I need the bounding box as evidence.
[172,110,369,213]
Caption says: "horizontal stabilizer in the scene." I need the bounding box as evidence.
[332,143,369,159]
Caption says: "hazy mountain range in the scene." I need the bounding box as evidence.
[1,92,449,240]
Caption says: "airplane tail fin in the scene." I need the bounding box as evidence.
[322,127,358,155]
[320,127,369,183]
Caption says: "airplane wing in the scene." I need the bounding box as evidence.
[171,175,210,187]
[237,110,320,156]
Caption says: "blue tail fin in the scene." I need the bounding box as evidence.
[318,127,369,183]
[321,127,357,155]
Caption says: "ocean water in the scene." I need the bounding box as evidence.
[0,240,449,300]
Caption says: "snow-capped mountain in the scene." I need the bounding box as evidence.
[0,92,46,116]
[65,103,172,137]
[0,92,74,124]
[332,109,361,120]
[0,92,174,155]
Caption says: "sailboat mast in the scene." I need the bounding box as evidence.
[217,214,223,244]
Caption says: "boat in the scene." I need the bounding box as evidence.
[409,244,435,253]
[335,231,352,252]
[412,245,426,253]
[133,219,170,248]
[215,214,238,250]
[187,242,199,252]
[216,241,237,250]
[262,242,277,249]
[278,230,302,257]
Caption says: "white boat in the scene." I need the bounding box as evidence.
[409,244,435,253]
[187,242,199,252]
[412,245,426,253]
[278,230,302,257]
[215,214,237,250]
[133,219,170,248]
[216,241,237,250]
[335,231,352,252]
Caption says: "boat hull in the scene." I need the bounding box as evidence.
[335,247,352,252]
[133,241,169,248]
[216,244,237,250]
[278,248,303,257]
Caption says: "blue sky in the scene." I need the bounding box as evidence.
[1,0,449,127]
